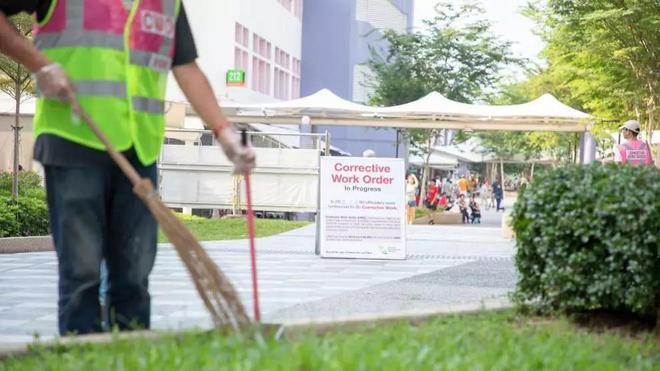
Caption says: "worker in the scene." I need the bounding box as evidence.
[614,120,654,166]
[0,1,255,335]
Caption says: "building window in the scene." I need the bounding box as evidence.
[252,34,272,95]
[235,23,249,47]
[291,57,301,98]
[234,47,248,71]
[234,23,250,84]
[356,0,407,33]
[274,48,291,100]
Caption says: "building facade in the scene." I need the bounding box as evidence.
[301,0,414,157]
[167,0,304,104]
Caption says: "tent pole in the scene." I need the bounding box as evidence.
[395,129,400,158]
[500,159,504,189]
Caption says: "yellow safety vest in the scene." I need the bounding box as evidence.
[33,0,181,165]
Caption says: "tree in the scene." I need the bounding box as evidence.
[368,1,520,200]
[0,13,34,199]
[525,0,659,142]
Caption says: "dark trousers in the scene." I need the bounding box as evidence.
[45,157,157,335]
[460,209,469,223]
[496,197,503,211]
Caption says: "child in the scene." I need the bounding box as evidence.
[469,194,481,224]
[458,194,469,224]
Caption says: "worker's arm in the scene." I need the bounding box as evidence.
[0,12,75,101]
[173,61,255,173]
[0,12,50,72]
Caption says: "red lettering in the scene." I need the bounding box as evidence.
[331,174,359,183]
[333,162,392,173]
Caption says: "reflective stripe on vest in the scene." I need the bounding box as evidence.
[34,32,125,50]
[33,0,180,165]
[133,97,165,114]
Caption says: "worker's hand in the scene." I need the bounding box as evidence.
[34,63,76,103]
[214,124,256,174]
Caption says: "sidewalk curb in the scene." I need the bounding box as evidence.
[278,298,512,332]
[0,299,513,360]
[0,236,53,254]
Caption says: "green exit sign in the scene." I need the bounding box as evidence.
[226,69,245,87]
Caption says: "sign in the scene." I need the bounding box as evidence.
[226,69,246,87]
[319,157,406,259]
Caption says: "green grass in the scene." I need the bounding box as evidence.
[158,214,309,243]
[2,311,657,370]
[415,207,444,219]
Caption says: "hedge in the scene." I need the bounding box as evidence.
[0,171,50,237]
[0,171,42,196]
[511,164,659,317]
[0,196,50,237]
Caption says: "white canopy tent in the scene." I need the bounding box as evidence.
[223,88,378,117]
[223,89,593,133]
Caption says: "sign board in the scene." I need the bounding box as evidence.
[319,157,406,259]
[226,69,245,87]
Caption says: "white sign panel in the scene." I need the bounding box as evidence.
[319,157,406,259]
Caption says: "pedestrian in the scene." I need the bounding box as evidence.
[469,194,481,224]
[492,179,504,212]
[457,174,469,196]
[480,180,492,210]
[441,178,452,195]
[425,180,439,210]
[614,120,654,166]
[458,194,469,224]
[469,175,478,193]
[405,173,419,224]
[0,2,255,335]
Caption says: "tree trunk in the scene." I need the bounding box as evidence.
[490,162,496,183]
[647,97,656,165]
[646,97,656,144]
[11,85,21,199]
[530,161,536,181]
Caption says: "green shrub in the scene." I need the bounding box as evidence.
[16,196,49,236]
[511,164,660,317]
[0,196,49,237]
[0,171,44,197]
[0,198,20,238]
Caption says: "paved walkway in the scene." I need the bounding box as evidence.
[0,210,515,346]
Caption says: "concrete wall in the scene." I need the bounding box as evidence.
[302,0,413,157]
[167,0,302,102]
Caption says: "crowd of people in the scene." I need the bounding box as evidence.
[406,173,508,225]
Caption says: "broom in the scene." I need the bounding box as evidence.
[241,130,261,323]
[71,102,251,331]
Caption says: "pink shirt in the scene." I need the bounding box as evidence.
[615,139,653,166]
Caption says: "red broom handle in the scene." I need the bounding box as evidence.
[241,130,261,322]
